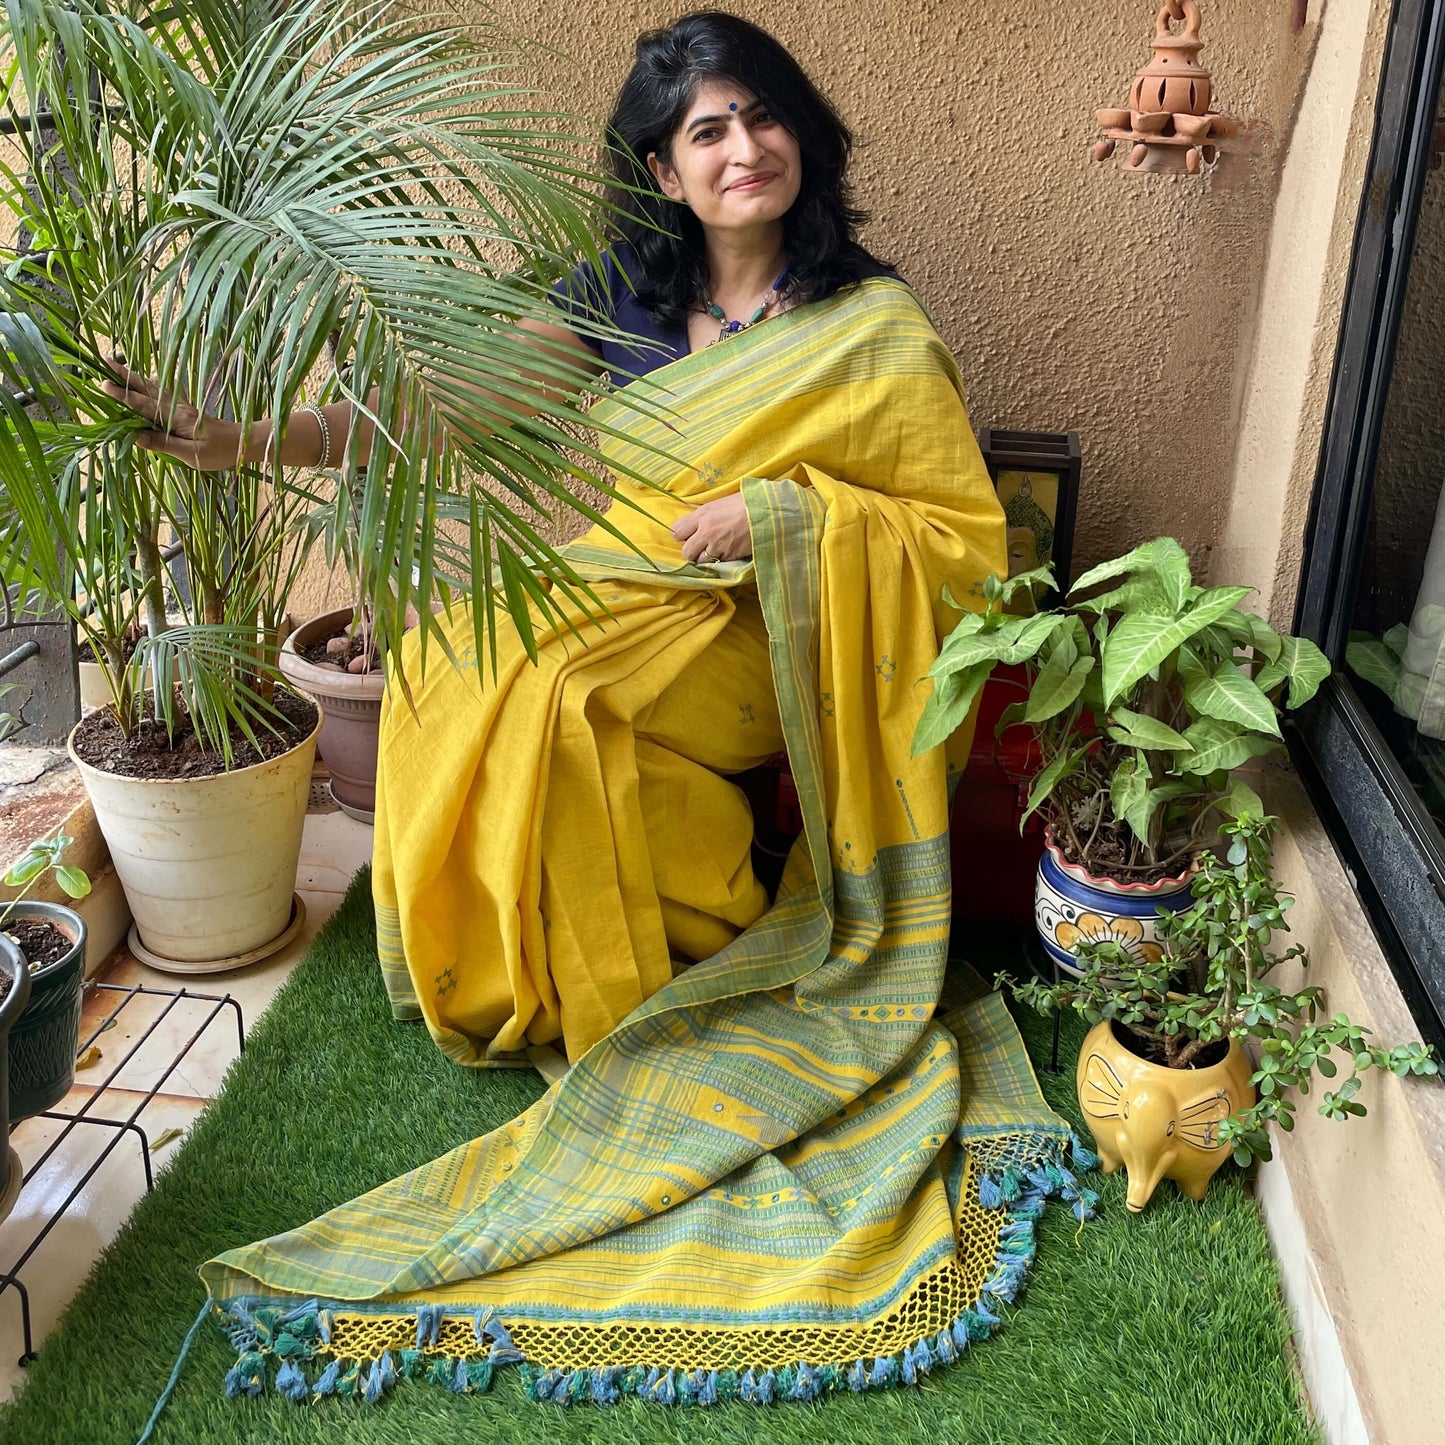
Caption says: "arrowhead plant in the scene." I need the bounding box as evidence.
[913,537,1331,879]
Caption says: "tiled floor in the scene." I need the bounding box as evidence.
[0,804,373,1403]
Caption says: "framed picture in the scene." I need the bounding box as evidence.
[977,428,1081,610]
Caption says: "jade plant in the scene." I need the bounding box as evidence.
[1004,815,1437,1163]
[913,537,1331,879]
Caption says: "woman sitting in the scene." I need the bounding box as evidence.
[118,12,1077,1409]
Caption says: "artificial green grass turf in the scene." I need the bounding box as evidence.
[0,871,1316,1445]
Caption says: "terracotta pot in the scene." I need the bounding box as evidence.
[1076,1019,1255,1211]
[69,710,317,970]
[279,608,384,822]
[0,934,31,1224]
[1034,829,1196,977]
[4,900,87,1121]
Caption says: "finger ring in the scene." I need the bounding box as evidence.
[699,549,715,564]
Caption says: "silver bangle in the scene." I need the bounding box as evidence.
[298,402,332,468]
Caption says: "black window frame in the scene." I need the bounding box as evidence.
[1292,0,1445,1052]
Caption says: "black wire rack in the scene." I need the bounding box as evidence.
[0,981,245,1365]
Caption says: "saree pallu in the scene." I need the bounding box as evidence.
[200,278,1096,1409]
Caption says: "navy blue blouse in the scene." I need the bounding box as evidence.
[550,244,897,385]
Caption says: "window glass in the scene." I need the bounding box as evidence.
[1347,72,1445,831]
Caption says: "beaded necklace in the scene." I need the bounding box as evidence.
[702,262,791,345]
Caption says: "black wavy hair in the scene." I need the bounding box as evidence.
[603,11,890,325]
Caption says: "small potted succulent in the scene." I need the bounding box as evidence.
[914,537,1331,973]
[1,831,91,1121]
[1002,815,1437,1210]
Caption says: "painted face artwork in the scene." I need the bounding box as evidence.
[647,79,803,233]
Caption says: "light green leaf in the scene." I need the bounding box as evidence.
[998,564,1056,606]
[1280,635,1333,709]
[1176,645,1208,687]
[912,661,993,754]
[1020,742,1091,829]
[1257,635,1333,707]
[1109,751,1159,843]
[1383,623,1408,659]
[1184,659,1282,737]
[1345,640,1402,701]
[997,610,1068,664]
[1100,587,1252,706]
[1024,652,1094,724]
[1212,607,1284,664]
[1217,778,1265,820]
[1179,717,1283,775]
[1070,537,1192,611]
[54,865,91,899]
[1105,706,1194,750]
[2,852,47,887]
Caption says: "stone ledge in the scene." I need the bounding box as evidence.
[1258,758,1445,1445]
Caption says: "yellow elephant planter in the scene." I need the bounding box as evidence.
[1076,1020,1256,1212]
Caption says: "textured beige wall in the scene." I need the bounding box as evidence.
[460,0,1320,580]
[1212,0,1385,623]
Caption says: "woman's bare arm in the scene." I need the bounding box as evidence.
[101,314,604,471]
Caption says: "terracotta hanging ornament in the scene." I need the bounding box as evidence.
[1093,0,1239,175]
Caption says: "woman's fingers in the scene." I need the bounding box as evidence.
[133,429,204,465]
[102,364,200,436]
[670,512,699,541]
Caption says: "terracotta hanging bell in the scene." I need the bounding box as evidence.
[1093,0,1238,176]
[1130,0,1212,119]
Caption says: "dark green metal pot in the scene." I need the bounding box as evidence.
[0,931,32,1219]
[5,901,87,1121]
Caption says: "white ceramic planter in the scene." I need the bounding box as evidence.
[67,714,318,970]
[78,659,154,712]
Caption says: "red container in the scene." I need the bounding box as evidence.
[950,664,1045,928]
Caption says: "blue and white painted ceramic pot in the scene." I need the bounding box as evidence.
[1034,830,1196,977]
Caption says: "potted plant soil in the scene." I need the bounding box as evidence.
[914,538,1332,972]
[280,606,384,821]
[1003,816,1437,1210]
[1,833,90,1126]
[67,690,319,970]
[0,934,30,1224]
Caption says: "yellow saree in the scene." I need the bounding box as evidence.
[200,278,1096,1410]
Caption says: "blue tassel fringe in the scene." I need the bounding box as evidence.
[212,1131,1097,1411]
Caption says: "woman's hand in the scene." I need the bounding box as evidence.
[671,492,752,564]
[100,363,245,471]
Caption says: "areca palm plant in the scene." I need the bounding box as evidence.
[0,0,654,759]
